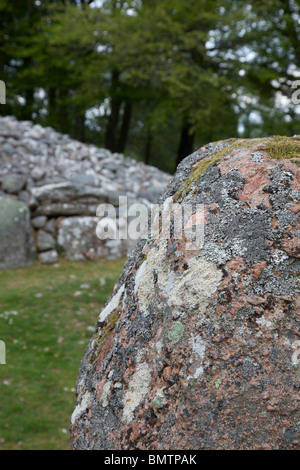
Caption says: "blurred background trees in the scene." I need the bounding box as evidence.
[0,0,299,172]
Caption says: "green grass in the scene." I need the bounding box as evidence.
[0,258,125,450]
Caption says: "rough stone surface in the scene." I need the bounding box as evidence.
[31,216,47,229]
[1,173,27,194]
[0,197,35,269]
[37,230,56,252]
[0,116,170,264]
[70,137,300,450]
[38,249,58,265]
[57,216,123,261]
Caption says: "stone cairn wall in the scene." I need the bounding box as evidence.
[0,116,170,269]
[70,136,300,450]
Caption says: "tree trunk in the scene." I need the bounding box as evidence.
[57,90,70,134]
[144,129,153,165]
[75,113,86,142]
[105,70,122,153]
[176,120,195,167]
[116,102,132,154]
[47,87,56,126]
[22,88,34,121]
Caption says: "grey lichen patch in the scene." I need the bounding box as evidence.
[71,391,91,425]
[122,362,151,424]
[173,138,260,202]
[134,260,147,295]
[138,241,222,316]
[255,315,273,329]
[168,258,223,311]
[187,335,207,381]
[138,241,169,313]
[168,322,185,344]
[189,334,206,360]
[99,284,125,323]
[90,284,125,359]
[101,381,112,408]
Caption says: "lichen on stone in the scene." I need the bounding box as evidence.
[173,136,300,202]
[168,321,185,344]
[122,362,151,424]
[71,136,300,451]
[168,257,223,311]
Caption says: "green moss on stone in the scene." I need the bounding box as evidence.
[263,136,300,161]
[90,307,121,362]
[173,136,300,202]
[173,138,256,202]
[100,310,119,346]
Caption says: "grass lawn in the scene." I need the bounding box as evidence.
[0,258,125,450]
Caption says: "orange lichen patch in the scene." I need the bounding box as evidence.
[163,366,172,383]
[219,149,272,208]
[250,261,268,280]
[289,202,300,214]
[183,210,207,229]
[95,376,108,402]
[208,202,219,214]
[282,236,300,259]
[118,324,129,343]
[245,294,267,306]
[221,256,246,276]
[128,421,148,443]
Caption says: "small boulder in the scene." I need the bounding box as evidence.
[37,230,56,252]
[39,250,58,264]
[31,166,46,181]
[1,173,27,194]
[32,216,47,229]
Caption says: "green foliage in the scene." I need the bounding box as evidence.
[0,0,299,171]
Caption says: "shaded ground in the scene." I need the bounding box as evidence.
[0,259,124,450]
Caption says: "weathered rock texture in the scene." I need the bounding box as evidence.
[70,136,300,450]
[0,198,35,269]
[0,116,170,268]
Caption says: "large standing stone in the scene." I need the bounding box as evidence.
[0,198,35,269]
[70,137,300,450]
